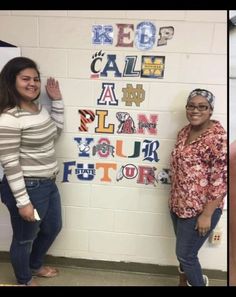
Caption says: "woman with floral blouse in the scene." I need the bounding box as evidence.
[169,89,227,287]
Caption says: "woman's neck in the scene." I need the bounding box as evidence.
[191,119,213,132]
[185,120,213,145]
[20,100,38,113]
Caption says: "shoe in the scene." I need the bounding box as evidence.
[17,278,39,286]
[32,266,59,278]
[187,274,209,286]
[178,266,188,286]
[26,279,39,286]
[203,275,209,286]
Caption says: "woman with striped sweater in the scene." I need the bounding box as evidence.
[0,57,64,286]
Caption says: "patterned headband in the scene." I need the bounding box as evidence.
[187,89,215,109]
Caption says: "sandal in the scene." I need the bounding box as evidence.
[32,266,59,278]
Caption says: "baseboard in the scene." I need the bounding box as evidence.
[0,251,227,280]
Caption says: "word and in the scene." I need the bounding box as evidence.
[97,82,145,107]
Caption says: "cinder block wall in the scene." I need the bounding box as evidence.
[0,10,227,271]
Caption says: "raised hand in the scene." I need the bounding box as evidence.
[45,77,62,100]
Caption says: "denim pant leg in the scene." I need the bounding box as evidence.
[0,177,62,284]
[170,208,222,286]
[28,180,62,271]
[0,177,40,284]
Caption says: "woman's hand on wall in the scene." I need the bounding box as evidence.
[45,77,62,100]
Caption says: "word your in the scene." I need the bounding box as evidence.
[74,137,160,162]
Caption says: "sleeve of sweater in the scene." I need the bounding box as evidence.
[0,112,30,208]
[208,132,227,202]
[51,99,64,135]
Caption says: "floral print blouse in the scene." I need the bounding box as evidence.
[169,120,227,218]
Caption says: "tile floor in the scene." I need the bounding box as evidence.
[0,262,227,286]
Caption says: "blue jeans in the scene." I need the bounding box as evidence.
[170,208,222,286]
[0,175,62,285]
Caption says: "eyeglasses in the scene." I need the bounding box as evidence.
[185,105,209,111]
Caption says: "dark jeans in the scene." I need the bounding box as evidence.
[170,208,222,286]
[0,175,62,285]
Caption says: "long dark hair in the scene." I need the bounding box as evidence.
[0,56,41,114]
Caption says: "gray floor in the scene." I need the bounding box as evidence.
[0,262,227,286]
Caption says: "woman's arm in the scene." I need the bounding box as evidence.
[0,113,36,221]
[45,77,64,133]
[196,133,227,236]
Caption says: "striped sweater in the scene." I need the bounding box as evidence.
[0,100,64,208]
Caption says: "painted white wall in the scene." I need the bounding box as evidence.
[0,10,227,271]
